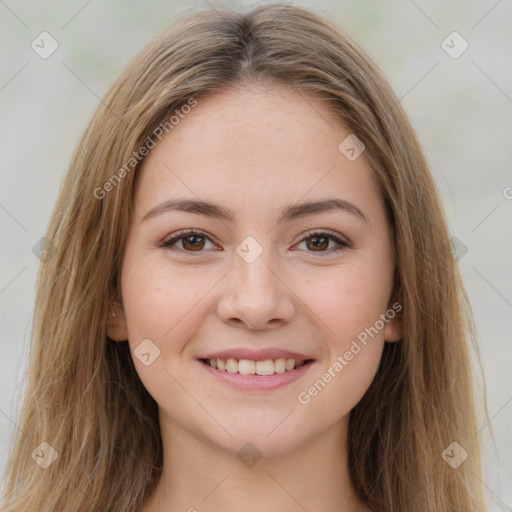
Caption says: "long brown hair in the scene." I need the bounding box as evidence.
[1,3,487,511]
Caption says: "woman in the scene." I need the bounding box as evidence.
[1,3,487,511]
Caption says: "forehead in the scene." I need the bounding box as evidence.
[134,84,384,223]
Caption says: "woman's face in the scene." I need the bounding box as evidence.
[110,84,401,457]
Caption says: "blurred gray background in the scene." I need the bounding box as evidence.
[1,0,511,509]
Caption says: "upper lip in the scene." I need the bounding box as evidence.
[198,348,314,362]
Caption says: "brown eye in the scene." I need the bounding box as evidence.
[305,235,330,251]
[181,234,206,251]
[295,230,351,254]
[159,230,216,253]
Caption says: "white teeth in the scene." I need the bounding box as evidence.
[255,359,274,376]
[226,358,238,373]
[238,359,256,375]
[274,358,286,373]
[285,358,295,371]
[207,357,308,374]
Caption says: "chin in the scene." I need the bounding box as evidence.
[206,421,311,461]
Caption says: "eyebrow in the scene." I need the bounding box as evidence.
[141,197,370,225]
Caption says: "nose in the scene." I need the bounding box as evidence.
[216,246,296,330]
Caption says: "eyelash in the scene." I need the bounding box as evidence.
[158,229,352,255]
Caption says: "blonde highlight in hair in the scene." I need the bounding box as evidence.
[2,3,486,511]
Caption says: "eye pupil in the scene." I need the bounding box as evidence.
[307,236,329,251]
[183,235,205,251]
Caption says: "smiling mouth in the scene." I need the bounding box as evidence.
[199,357,314,375]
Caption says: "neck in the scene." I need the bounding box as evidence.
[142,413,369,512]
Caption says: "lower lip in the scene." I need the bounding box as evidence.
[198,360,315,390]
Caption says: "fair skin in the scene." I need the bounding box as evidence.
[108,83,401,512]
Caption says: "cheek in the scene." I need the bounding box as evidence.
[120,257,215,399]
[294,262,390,408]
[124,263,205,336]
[302,260,391,341]
[299,341,383,423]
